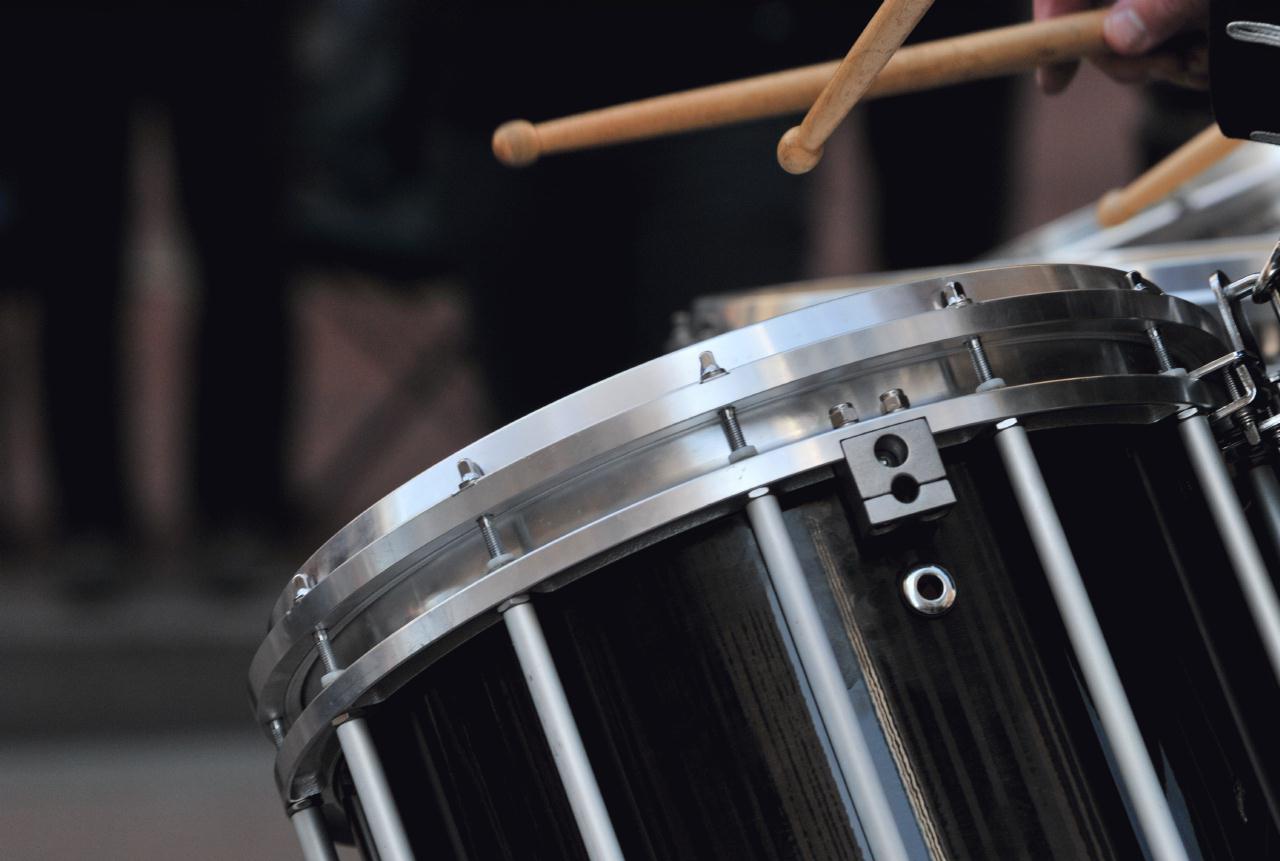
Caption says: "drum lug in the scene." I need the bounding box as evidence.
[838,416,955,533]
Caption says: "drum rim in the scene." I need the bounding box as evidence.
[250,263,1233,806]
[271,264,1216,616]
[685,235,1280,338]
[253,266,1225,707]
[265,372,1215,804]
[254,290,1223,712]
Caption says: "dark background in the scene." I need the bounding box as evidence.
[0,2,1195,857]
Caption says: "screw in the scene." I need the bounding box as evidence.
[1126,270,1162,293]
[719,406,748,451]
[268,718,287,749]
[457,458,485,489]
[699,350,728,383]
[290,572,316,604]
[1147,326,1174,372]
[477,514,505,559]
[313,624,339,674]
[941,281,971,308]
[879,389,909,414]
[966,337,995,384]
[829,402,859,429]
[941,282,995,385]
[1224,366,1262,446]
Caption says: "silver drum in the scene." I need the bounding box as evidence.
[250,263,1280,861]
[674,235,1280,370]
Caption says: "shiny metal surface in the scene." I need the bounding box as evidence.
[279,265,1215,604]
[253,264,1233,823]
[502,600,624,861]
[255,270,1223,717]
[840,417,955,530]
[878,389,909,415]
[290,806,339,861]
[681,236,1279,363]
[334,717,413,861]
[900,565,956,617]
[994,423,1191,861]
[995,145,1280,256]
[746,491,913,861]
[829,402,859,428]
[1178,414,1280,686]
[271,374,1213,802]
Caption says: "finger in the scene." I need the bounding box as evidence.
[1033,0,1093,21]
[1088,53,1153,84]
[1034,0,1095,93]
[1088,47,1210,89]
[1038,61,1081,95]
[1104,0,1209,55]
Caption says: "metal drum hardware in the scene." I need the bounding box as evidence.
[251,261,1280,860]
[900,565,957,617]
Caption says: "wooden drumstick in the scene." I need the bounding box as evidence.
[493,10,1110,168]
[777,0,935,175]
[1096,125,1245,227]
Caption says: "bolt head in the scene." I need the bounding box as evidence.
[1127,270,1163,294]
[699,350,728,382]
[879,388,910,414]
[941,281,971,308]
[290,572,316,604]
[457,458,485,489]
[828,402,859,429]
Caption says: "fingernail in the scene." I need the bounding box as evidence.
[1105,7,1149,53]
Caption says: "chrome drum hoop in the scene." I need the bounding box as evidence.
[253,266,1230,808]
[252,278,1225,723]
[679,235,1280,351]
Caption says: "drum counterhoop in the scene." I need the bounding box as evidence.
[251,262,1280,860]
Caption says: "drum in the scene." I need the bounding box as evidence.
[673,146,1280,361]
[673,236,1280,370]
[251,263,1280,861]
[992,145,1280,258]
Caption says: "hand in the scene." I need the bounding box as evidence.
[1035,0,1209,94]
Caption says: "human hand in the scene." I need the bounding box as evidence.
[1034,0,1209,93]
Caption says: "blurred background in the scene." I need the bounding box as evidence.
[0,2,1209,858]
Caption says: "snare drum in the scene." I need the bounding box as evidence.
[251,263,1280,861]
[674,236,1280,370]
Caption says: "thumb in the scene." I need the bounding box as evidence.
[1104,0,1207,55]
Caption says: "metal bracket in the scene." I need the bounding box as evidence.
[1188,350,1246,382]
[839,417,955,533]
[1213,365,1258,423]
[1186,351,1260,422]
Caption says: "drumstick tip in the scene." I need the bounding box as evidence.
[777,126,822,175]
[493,120,541,167]
[1096,188,1130,228]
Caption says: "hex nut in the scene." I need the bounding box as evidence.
[879,389,910,414]
[829,402,859,429]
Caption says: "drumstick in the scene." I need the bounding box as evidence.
[777,0,935,175]
[1096,125,1245,227]
[493,10,1109,168]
